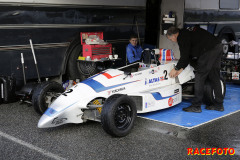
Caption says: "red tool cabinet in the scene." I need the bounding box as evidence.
[80,32,112,60]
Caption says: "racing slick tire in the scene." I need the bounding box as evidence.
[203,78,226,106]
[101,94,137,137]
[32,81,64,115]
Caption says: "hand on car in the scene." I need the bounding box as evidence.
[169,68,183,78]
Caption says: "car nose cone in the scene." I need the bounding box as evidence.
[38,114,53,128]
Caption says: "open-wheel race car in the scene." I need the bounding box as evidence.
[37,49,225,137]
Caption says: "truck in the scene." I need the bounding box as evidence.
[0,0,161,113]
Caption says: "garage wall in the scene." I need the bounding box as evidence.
[158,0,184,59]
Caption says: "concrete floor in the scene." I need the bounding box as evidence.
[0,99,240,159]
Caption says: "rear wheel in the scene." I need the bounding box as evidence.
[203,78,226,106]
[101,94,137,137]
[32,81,64,115]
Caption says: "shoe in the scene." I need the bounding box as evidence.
[205,105,224,111]
[182,105,202,113]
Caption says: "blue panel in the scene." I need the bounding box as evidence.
[139,84,240,128]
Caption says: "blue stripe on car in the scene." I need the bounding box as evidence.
[44,101,79,117]
[82,78,138,93]
[151,92,174,100]
[45,108,57,116]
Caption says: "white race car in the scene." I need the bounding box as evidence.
[38,51,196,137]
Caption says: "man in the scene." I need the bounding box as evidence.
[166,26,224,113]
[126,35,143,63]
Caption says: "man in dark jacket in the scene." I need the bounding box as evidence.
[166,26,224,113]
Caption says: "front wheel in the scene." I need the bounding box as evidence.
[32,81,64,115]
[101,94,137,137]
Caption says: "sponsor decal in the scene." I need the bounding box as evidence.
[145,102,147,108]
[168,97,173,106]
[174,89,179,94]
[145,78,148,85]
[148,76,165,84]
[187,148,235,156]
[149,69,157,74]
[232,72,239,80]
[108,87,126,95]
[145,70,168,85]
[131,72,142,78]
[52,117,67,125]
[112,87,125,93]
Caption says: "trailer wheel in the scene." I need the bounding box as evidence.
[67,44,84,80]
[32,81,64,115]
[78,60,98,78]
[67,44,98,80]
[203,78,226,106]
[101,94,137,137]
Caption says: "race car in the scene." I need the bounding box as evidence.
[38,49,197,137]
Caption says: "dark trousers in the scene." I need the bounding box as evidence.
[192,43,224,106]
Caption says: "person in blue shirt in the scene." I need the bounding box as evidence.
[126,35,143,63]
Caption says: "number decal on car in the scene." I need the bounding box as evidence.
[62,89,73,96]
[164,70,168,80]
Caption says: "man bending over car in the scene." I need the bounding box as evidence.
[166,26,224,113]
